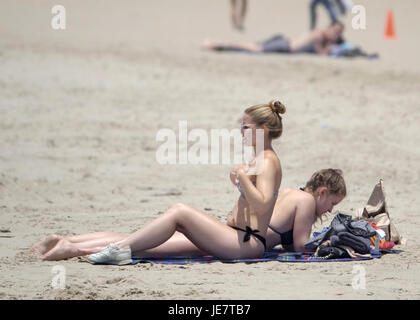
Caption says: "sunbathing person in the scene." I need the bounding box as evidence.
[30,100,286,264]
[201,21,344,55]
[31,166,346,262]
[125,168,346,255]
[265,168,346,252]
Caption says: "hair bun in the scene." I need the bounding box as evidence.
[269,100,286,115]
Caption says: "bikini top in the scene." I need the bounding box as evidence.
[237,181,279,199]
[267,187,305,245]
[268,225,294,245]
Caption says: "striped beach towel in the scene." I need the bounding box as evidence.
[131,248,382,265]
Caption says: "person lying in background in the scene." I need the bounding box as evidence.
[201,22,344,56]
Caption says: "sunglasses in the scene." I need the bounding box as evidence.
[240,123,256,130]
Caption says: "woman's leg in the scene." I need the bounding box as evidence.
[132,232,206,258]
[42,202,266,261]
[31,232,126,255]
[30,234,63,255]
[65,232,127,244]
[114,203,264,260]
[40,231,204,261]
[41,232,129,261]
[51,231,205,256]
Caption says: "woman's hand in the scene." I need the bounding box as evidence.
[230,163,253,186]
[230,169,239,185]
[230,164,249,185]
[230,166,244,185]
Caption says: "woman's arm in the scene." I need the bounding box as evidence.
[291,197,316,252]
[235,156,279,214]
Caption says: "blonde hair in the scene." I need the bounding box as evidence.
[305,169,347,225]
[244,100,286,139]
[305,168,346,197]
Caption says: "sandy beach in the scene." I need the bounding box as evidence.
[1,0,420,300]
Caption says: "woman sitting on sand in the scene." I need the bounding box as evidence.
[31,100,285,264]
[31,166,346,262]
[201,21,344,56]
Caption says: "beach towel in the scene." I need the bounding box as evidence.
[130,247,381,265]
[329,42,379,59]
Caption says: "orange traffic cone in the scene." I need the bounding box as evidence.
[384,9,396,39]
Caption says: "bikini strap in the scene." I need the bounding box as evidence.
[231,226,267,251]
[268,225,294,246]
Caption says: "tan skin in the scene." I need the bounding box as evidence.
[266,187,344,252]
[31,185,344,259]
[31,113,282,261]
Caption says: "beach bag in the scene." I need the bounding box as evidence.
[355,179,402,244]
[330,232,372,254]
[304,213,376,251]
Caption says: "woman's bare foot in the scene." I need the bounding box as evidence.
[42,239,80,261]
[30,234,62,255]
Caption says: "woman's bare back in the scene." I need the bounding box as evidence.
[266,188,316,250]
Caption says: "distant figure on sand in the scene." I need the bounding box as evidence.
[231,0,248,31]
[202,21,344,56]
[310,0,353,30]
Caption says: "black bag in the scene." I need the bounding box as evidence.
[316,246,351,259]
[304,213,377,251]
[335,214,377,238]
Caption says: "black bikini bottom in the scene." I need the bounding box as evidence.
[231,226,267,251]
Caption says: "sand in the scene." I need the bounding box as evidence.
[0,0,419,300]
